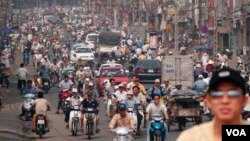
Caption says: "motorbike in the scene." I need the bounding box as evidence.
[22,94,35,121]
[20,80,26,94]
[69,105,81,136]
[127,107,137,133]
[111,127,134,141]
[55,49,61,59]
[60,89,71,113]
[137,104,146,135]
[84,108,97,139]
[106,94,117,118]
[42,79,50,94]
[35,114,48,138]
[148,114,167,141]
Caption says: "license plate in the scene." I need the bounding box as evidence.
[148,69,154,73]
[44,82,49,85]
[38,119,45,124]
[128,108,134,111]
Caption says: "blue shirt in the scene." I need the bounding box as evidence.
[192,80,208,93]
[124,99,137,109]
[23,87,37,94]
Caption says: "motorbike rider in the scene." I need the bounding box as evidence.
[84,82,99,99]
[108,103,136,132]
[49,59,60,80]
[32,91,50,132]
[146,94,168,141]
[76,65,85,81]
[161,79,172,95]
[127,77,146,94]
[125,91,143,132]
[17,63,28,91]
[192,75,208,94]
[19,80,38,118]
[32,74,42,88]
[41,56,51,70]
[80,91,100,133]
[38,65,51,88]
[64,88,83,129]
[56,75,74,114]
[23,80,38,95]
[148,79,167,103]
[114,84,127,103]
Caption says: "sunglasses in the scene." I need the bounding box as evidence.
[210,90,242,98]
[154,98,160,100]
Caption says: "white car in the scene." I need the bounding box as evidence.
[71,47,94,61]
[85,33,99,44]
[72,42,94,51]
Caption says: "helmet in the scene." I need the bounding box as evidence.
[118,103,127,110]
[64,75,69,79]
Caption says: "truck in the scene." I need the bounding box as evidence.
[161,55,194,88]
[96,31,121,64]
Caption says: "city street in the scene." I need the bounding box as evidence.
[0,51,184,141]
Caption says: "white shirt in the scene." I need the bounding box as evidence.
[17,67,28,80]
[135,48,142,56]
[146,103,167,118]
[114,90,127,102]
[34,54,42,61]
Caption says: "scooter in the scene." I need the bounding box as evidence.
[127,107,137,133]
[23,94,35,121]
[60,89,71,113]
[35,114,48,138]
[42,79,50,94]
[137,104,146,134]
[107,94,117,118]
[84,108,97,139]
[69,105,81,136]
[111,127,134,141]
[148,114,167,141]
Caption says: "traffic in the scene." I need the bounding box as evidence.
[0,1,250,141]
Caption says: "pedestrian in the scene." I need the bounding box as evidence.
[177,68,250,141]
[17,63,28,91]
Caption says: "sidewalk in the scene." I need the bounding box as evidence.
[0,47,35,138]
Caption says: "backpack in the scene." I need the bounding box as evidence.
[151,86,164,96]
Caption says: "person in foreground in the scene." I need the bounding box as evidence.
[176,68,250,141]
[32,91,50,132]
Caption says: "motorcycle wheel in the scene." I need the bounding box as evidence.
[39,130,43,138]
[74,120,78,136]
[25,112,30,121]
[87,122,92,139]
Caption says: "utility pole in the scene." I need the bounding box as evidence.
[192,0,195,45]
[198,0,202,44]
[174,6,179,55]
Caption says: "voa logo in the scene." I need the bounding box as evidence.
[226,129,246,136]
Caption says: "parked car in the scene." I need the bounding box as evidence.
[133,59,161,82]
